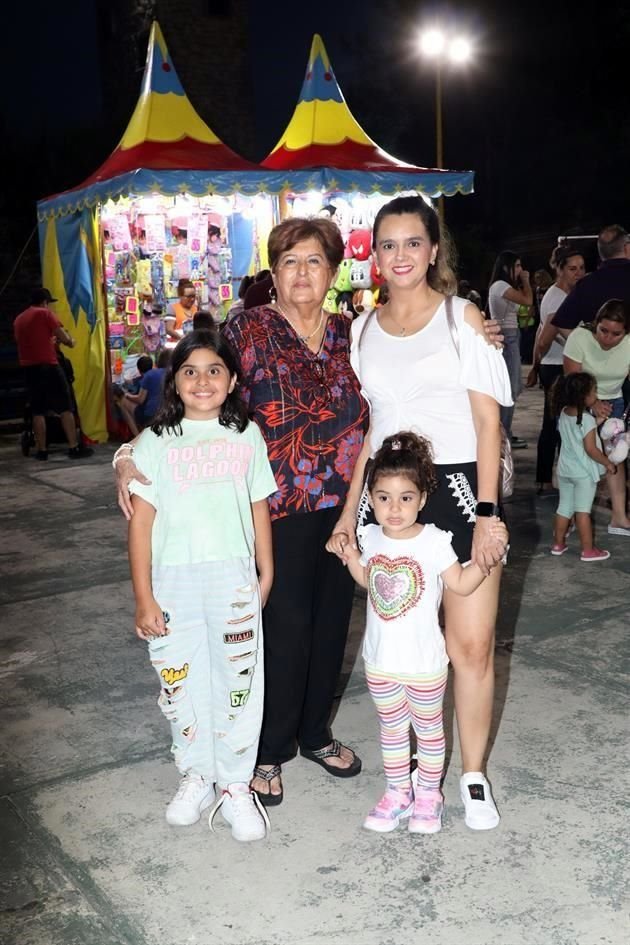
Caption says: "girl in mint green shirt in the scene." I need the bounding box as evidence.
[550,372,616,561]
[127,330,277,842]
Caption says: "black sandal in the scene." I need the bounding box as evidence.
[300,739,362,778]
[252,764,284,807]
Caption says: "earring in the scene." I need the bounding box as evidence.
[430,257,437,267]
[269,284,277,303]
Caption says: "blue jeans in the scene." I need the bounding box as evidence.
[602,396,625,420]
[148,558,263,786]
[500,330,522,437]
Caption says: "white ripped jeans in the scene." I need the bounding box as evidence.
[148,558,263,787]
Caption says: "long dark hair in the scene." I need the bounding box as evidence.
[367,431,437,495]
[549,371,595,426]
[489,250,520,289]
[152,329,249,436]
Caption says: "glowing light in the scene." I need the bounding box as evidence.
[449,37,472,63]
[419,30,445,56]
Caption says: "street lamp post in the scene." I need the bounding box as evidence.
[419,28,471,222]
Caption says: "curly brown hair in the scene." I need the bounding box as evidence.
[549,371,596,426]
[367,431,438,495]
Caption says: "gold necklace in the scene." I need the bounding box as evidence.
[278,308,324,344]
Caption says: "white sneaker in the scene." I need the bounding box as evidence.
[166,774,214,826]
[209,782,270,842]
[460,772,500,830]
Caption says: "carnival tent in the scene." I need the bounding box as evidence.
[36,26,474,443]
[262,34,474,198]
[36,22,299,442]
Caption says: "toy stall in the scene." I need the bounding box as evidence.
[262,34,474,317]
[36,22,294,442]
[98,190,276,385]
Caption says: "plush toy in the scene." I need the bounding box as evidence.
[352,288,376,315]
[350,259,372,290]
[371,259,385,287]
[334,259,353,292]
[600,417,630,464]
[336,290,356,319]
[324,287,339,313]
[346,228,372,261]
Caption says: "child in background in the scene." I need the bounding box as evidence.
[340,432,508,834]
[127,329,277,842]
[123,353,168,430]
[550,372,615,561]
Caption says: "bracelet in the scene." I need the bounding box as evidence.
[112,444,134,469]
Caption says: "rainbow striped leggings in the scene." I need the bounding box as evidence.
[365,663,448,791]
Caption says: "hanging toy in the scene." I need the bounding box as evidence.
[600,417,630,464]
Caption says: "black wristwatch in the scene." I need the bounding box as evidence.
[475,502,501,518]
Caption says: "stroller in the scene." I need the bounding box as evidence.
[20,347,85,456]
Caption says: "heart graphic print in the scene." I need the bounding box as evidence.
[367,554,425,621]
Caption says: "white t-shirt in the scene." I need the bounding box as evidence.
[129,417,277,566]
[539,284,567,366]
[350,296,512,465]
[360,523,457,675]
[488,280,519,333]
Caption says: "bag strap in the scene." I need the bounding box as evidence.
[444,294,460,360]
[356,307,376,350]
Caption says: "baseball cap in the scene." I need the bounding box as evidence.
[31,287,58,305]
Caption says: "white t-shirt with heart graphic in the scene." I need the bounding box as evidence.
[359,523,457,675]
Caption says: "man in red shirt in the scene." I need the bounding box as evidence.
[13,288,92,460]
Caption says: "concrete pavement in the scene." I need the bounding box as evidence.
[1,383,628,945]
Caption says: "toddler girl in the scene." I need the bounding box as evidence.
[550,371,615,561]
[341,432,507,834]
[127,329,277,842]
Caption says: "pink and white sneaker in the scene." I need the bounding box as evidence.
[408,786,443,834]
[580,548,610,562]
[363,786,414,833]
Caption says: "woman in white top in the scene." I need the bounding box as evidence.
[527,248,585,495]
[487,251,533,448]
[327,195,512,831]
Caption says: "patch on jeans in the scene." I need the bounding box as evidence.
[467,783,486,801]
[160,663,189,686]
[224,629,254,644]
[229,689,250,708]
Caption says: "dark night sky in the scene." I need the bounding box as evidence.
[1,0,629,271]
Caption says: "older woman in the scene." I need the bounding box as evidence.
[116,217,369,806]
[328,196,511,830]
[563,299,630,534]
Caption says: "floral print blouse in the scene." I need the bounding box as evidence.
[223,305,369,522]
